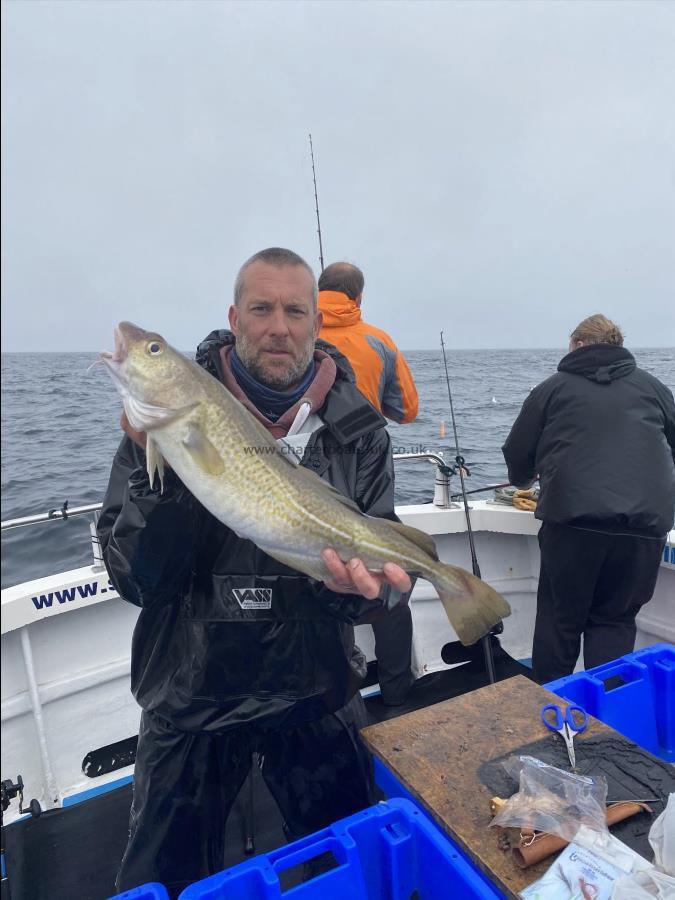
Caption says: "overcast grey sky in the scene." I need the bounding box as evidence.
[2,0,674,352]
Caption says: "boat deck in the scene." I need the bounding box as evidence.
[3,644,532,900]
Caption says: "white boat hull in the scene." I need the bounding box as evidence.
[2,501,673,822]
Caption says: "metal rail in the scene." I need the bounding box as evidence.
[0,454,456,531]
[1,503,103,531]
[391,451,448,468]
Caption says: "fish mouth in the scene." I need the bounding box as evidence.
[94,326,129,384]
[105,326,127,363]
[102,321,158,367]
[98,326,127,365]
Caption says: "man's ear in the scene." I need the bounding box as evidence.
[228,305,238,335]
[314,310,323,337]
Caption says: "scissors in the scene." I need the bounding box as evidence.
[540,703,588,768]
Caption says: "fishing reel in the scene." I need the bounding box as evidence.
[0,776,42,818]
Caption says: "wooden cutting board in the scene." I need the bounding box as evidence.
[361,674,619,898]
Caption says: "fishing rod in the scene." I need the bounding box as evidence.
[308,133,325,272]
[440,332,499,685]
[451,481,511,500]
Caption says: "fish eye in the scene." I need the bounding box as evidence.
[147,341,163,355]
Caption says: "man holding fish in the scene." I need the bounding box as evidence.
[97,247,508,895]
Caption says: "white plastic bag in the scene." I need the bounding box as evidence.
[575,825,653,877]
[611,794,675,898]
[519,839,625,899]
[649,793,675,877]
[611,869,675,899]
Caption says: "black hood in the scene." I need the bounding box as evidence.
[558,344,636,385]
[195,329,357,384]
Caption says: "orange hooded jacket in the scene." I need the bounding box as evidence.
[318,291,419,424]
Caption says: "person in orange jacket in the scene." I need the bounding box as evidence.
[319,261,418,706]
[318,262,419,424]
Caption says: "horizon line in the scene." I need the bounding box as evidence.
[2,345,674,354]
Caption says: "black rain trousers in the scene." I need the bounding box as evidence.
[532,523,665,684]
[115,694,372,898]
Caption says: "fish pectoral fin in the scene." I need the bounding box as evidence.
[386,520,439,560]
[146,436,166,492]
[182,424,225,476]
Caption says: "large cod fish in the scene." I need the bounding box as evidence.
[101,322,510,645]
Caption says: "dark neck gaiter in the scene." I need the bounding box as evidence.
[230,349,316,422]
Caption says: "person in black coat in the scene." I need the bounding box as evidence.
[502,314,675,684]
[98,247,412,897]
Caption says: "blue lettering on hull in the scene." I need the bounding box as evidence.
[31,579,115,610]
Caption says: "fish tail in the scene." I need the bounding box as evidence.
[431,562,511,647]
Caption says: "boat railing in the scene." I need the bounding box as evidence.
[0,453,458,533]
[1,502,103,531]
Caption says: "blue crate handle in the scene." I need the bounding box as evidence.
[266,832,355,876]
[108,884,169,900]
[541,703,588,734]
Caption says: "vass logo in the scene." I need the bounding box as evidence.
[232,588,273,610]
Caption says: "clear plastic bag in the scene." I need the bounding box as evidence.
[490,755,609,842]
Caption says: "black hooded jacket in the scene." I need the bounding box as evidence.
[97,331,397,733]
[502,344,675,537]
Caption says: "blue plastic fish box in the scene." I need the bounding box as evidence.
[544,643,675,762]
[372,758,506,895]
[110,885,169,900]
[175,798,502,899]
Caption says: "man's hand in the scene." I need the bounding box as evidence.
[321,549,412,600]
[121,411,147,450]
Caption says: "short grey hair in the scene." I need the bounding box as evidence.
[234,247,318,308]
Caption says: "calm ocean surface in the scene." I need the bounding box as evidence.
[2,348,673,589]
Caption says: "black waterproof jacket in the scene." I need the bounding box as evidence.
[502,345,675,537]
[97,331,397,733]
